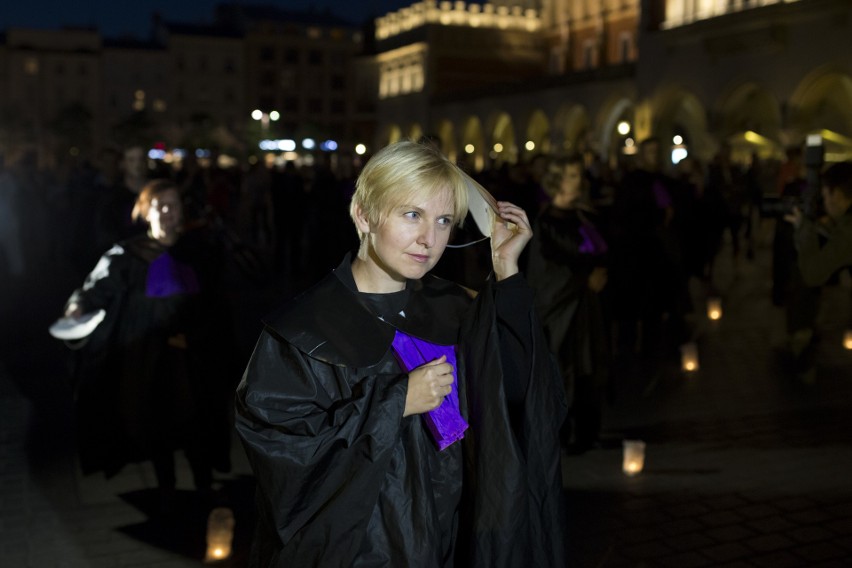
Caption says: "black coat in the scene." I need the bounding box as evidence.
[235,255,568,567]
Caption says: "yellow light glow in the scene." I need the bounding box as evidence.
[673,135,683,145]
[681,342,699,372]
[493,143,503,152]
[465,144,475,154]
[525,140,535,151]
[622,440,645,476]
[844,330,852,350]
[707,298,722,321]
[355,143,367,155]
[617,121,630,135]
[251,109,263,120]
[269,110,280,121]
[205,507,235,563]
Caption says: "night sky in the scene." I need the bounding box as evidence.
[0,0,419,37]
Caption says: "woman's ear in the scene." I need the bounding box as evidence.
[352,203,371,235]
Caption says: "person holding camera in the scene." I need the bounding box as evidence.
[783,161,852,381]
[786,161,852,285]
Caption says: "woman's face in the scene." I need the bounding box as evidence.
[552,163,583,209]
[146,189,183,239]
[356,187,456,292]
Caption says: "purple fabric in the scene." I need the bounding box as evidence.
[578,222,608,255]
[391,330,468,451]
[145,252,200,298]
[652,180,672,209]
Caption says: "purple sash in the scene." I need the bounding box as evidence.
[391,330,468,451]
[145,252,200,298]
[578,222,608,255]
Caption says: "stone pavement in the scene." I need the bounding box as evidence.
[561,227,852,567]
[2,225,852,567]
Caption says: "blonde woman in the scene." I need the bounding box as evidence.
[235,140,567,567]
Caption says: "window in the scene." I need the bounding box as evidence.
[330,99,346,114]
[582,39,596,70]
[619,32,633,63]
[24,57,39,75]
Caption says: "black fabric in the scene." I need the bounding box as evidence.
[235,255,567,567]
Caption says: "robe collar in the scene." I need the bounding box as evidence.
[262,253,469,367]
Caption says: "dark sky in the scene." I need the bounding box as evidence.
[0,1,417,37]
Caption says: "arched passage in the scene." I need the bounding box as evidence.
[523,109,551,159]
[718,83,783,162]
[651,87,711,165]
[489,111,516,167]
[789,69,852,161]
[461,115,486,172]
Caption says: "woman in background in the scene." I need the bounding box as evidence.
[526,153,610,454]
[62,179,237,508]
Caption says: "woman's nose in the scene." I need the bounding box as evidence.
[417,224,436,248]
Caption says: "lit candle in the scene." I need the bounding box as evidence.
[706,297,722,321]
[622,440,646,476]
[205,507,235,563]
[680,342,699,372]
[844,330,852,350]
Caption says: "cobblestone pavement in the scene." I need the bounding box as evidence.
[2,228,851,567]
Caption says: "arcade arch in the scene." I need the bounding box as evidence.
[717,83,783,162]
[461,115,486,172]
[789,69,852,162]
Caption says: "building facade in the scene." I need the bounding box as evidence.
[372,0,852,171]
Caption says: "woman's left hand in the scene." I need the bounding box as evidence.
[490,201,533,281]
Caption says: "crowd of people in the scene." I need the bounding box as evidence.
[1,135,849,564]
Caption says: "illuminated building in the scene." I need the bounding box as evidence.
[372,0,852,170]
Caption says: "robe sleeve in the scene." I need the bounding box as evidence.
[234,329,409,566]
[66,244,128,314]
[458,275,568,568]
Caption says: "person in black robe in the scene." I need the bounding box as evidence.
[526,154,610,453]
[61,179,238,506]
[235,140,568,567]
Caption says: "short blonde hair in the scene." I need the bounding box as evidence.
[349,140,470,241]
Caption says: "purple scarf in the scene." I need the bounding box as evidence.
[391,330,468,451]
[145,252,200,298]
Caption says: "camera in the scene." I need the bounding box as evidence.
[760,195,800,218]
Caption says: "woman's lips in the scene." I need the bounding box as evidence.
[408,253,429,263]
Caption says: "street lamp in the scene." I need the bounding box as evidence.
[251,109,279,132]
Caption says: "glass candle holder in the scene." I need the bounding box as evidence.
[205,507,235,563]
[680,342,699,372]
[622,440,646,476]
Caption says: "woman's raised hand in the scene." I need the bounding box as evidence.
[490,201,533,280]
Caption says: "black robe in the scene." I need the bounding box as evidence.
[66,230,237,478]
[235,255,568,567]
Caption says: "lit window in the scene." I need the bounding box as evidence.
[24,57,39,75]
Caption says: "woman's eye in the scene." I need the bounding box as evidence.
[403,211,420,220]
[437,216,453,226]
